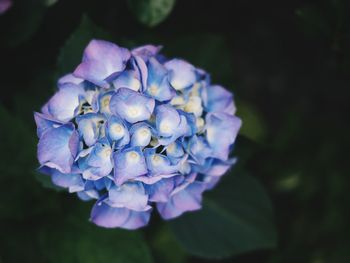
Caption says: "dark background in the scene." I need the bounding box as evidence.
[1,0,350,262]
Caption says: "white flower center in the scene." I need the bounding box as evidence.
[127,151,140,162]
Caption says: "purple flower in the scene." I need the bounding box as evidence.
[35,39,242,230]
[0,0,12,15]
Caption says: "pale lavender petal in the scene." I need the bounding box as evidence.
[164,59,196,90]
[47,83,85,122]
[90,198,151,229]
[106,182,149,211]
[206,112,242,160]
[74,39,130,87]
[204,85,236,114]
[37,124,79,173]
[157,181,205,219]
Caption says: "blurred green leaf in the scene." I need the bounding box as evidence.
[169,173,277,259]
[43,0,58,6]
[0,105,61,219]
[57,15,113,75]
[162,34,233,86]
[127,0,176,27]
[39,212,154,263]
[150,224,187,263]
[0,0,47,46]
[236,100,267,142]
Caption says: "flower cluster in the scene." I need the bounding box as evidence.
[35,40,242,229]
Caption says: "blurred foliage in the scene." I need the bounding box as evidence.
[1,0,350,262]
[170,171,277,259]
[127,0,176,27]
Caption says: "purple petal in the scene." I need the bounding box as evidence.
[51,169,85,192]
[146,177,176,202]
[0,0,12,14]
[58,73,84,87]
[37,124,79,173]
[132,45,162,61]
[157,181,205,220]
[34,112,64,138]
[90,199,151,229]
[74,39,130,87]
[110,88,155,123]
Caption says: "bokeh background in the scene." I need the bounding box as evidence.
[1,0,350,262]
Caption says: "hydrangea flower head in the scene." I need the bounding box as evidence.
[35,40,242,229]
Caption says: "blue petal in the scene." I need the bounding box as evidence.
[166,140,184,159]
[112,70,141,91]
[74,39,130,87]
[157,181,205,220]
[97,90,114,114]
[34,112,64,138]
[47,83,85,122]
[156,106,191,145]
[203,85,236,114]
[109,88,155,123]
[106,115,130,148]
[37,123,79,173]
[113,147,147,185]
[144,148,179,177]
[155,104,180,137]
[80,140,113,180]
[164,59,197,90]
[106,182,149,211]
[187,135,212,165]
[132,56,148,91]
[145,58,175,101]
[90,198,151,229]
[205,113,242,160]
[76,113,106,147]
[129,123,152,147]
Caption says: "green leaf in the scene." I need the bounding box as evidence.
[0,0,47,46]
[162,34,233,86]
[236,100,267,142]
[169,173,277,259]
[150,224,187,263]
[43,0,58,6]
[57,15,113,75]
[38,209,154,263]
[127,0,176,27]
[0,105,61,219]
